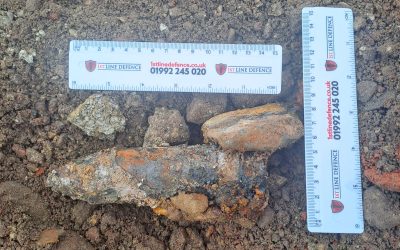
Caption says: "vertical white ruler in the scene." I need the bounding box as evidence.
[302,7,364,233]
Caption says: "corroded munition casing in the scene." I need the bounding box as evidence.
[47,145,270,222]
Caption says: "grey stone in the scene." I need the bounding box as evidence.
[26,148,44,164]
[363,91,395,111]
[227,28,236,43]
[354,16,366,32]
[143,107,189,147]
[257,207,275,228]
[18,49,36,64]
[26,0,41,12]
[169,7,184,17]
[0,11,13,29]
[186,94,228,125]
[378,42,399,59]
[67,94,126,139]
[357,81,377,103]
[359,46,377,61]
[364,186,400,230]
[268,2,283,16]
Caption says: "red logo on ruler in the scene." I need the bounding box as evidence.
[85,60,97,72]
[331,200,344,213]
[215,63,227,75]
[325,60,337,71]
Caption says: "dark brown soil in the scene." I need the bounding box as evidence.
[0,0,399,249]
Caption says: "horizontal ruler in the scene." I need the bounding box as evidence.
[69,40,282,94]
[302,7,364,233]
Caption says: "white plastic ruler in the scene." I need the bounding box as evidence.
[69,40,282,94]
[302,7,364,233]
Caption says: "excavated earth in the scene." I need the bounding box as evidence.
[0,0,399,249]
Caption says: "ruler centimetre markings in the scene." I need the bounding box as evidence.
[302,7,364,233]
[69,41,282,94]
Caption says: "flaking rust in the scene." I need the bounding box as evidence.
[47,145,270,223]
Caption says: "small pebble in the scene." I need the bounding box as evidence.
[227,28,236,42]
[359,46,376,61]
[170,193,208,215]
[0,11,13,28]
[354,16,366,32]
[169,7,184,17]
[257,207,275,228]
[85,227,101,243]
[69,29,78,37]
[159,23,168,32]
[19,49,36,64]
[25,0,40,11]
[37,228,64,246]
[26,148,44,164]
[268,2,283,16]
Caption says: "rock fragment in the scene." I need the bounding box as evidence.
[202,103,303,152]
[0,11,13,29]
[364,186,400,230]
[143,107,189,147]
[169,7,184,17]
[363,91,395,111]
[357,81,377,103]
[67,94,126,139]
[26,147,44,164]
[378,42,399,59]
[19,49,36,64]
[170,193,208,215]
[257,207,275,228]
[37,228,64,246]
[354,16,366,32]
[268,2,283,16]
[47,145,270,222]
[85,227,101,244]
[227,28,236,43]
[186,94,228,125]
[26,0,41,12]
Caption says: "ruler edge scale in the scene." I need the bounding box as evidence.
[302,7,364,234]
[69,40,283,94]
